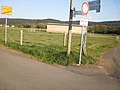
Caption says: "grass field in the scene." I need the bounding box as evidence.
[0,27,119,65]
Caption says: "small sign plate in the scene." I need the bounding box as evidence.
[80,16,88,26]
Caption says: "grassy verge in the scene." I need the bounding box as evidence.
[0,27,119,65]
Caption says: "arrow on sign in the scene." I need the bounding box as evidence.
[88,0,101,12]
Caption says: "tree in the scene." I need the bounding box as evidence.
[36,23,47,29]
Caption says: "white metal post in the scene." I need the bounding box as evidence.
[78,20,85,65]
[5,16,7,45]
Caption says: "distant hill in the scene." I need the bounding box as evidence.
[0,18,120,26]
[40,18,63,23]
[65,20,120,26]
[0,18,63,26]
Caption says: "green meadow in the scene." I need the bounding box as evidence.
[0,27,119,65]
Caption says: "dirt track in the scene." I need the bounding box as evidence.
[0,47,120,90]
[101,46,120,79]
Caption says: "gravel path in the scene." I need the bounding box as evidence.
[101,46,120,80]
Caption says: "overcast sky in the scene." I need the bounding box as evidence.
[0,0,120,22]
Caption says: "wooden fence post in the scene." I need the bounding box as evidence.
[20,30,23,45]
[63,32,67,46]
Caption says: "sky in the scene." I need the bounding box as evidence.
[0,0,120,22]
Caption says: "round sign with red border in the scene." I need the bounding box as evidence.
[81,1,89,15]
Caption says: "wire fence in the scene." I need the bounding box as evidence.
[0,27,119,47]
[0,27,65,47]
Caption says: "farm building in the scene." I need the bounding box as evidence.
[47,23,87,34]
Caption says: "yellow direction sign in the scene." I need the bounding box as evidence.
[1,6,12,15]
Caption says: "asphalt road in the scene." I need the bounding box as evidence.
[0,48,120,90]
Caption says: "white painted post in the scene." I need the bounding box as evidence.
[20,30,23,45]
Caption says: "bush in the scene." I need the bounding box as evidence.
[88,25,120,35]
[36,23,47,29]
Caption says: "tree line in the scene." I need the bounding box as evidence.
[0,18,120,35]
[16,23,47,29]
[88,25,120,35]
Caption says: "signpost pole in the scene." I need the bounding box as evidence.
[79,20,84,65]
[2,6,12,45]
[78,1,89,65]
[67,0,74,55]
[5,16,7,45]
[74,0,101,65]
